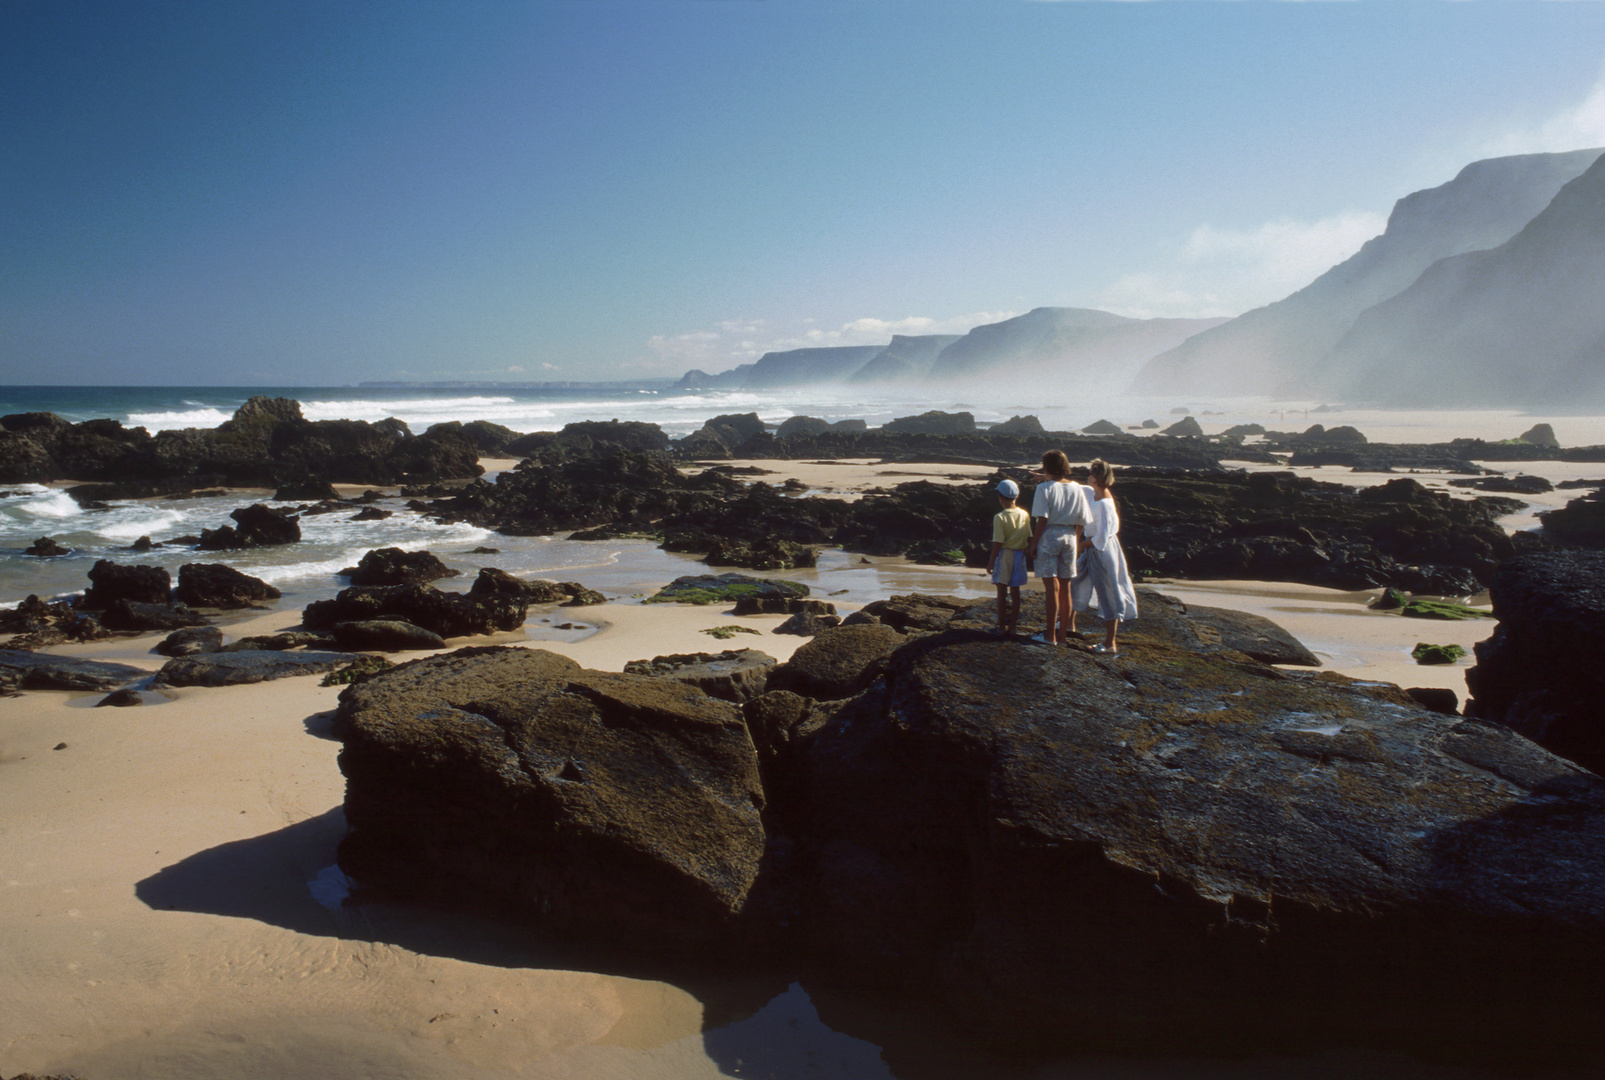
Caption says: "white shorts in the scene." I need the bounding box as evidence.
[1035,525,1078,580]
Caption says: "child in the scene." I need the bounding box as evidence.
[986,478,1032,636]
[1071,458,1138,655]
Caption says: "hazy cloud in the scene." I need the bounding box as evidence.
[1478,77,1605,158]
[1096,211,1385,319]
[646,311,1016,374]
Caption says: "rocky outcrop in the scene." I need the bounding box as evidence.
[302,568,543,639]
[882,411,976,436]
[329,612,1605,1051]
[1181,605,1321,666]
[0,649,145,691]
[333,646,767,955]
[342,547,460,586]
[156,626,224,657]
[764,623,908,700]
[172,563,282,608]
[0,595,108,651]
[1466,551,1605,774]
[623,649,777,703]
[24,536,69,557]
[330,620,448,652]
[152,649,351,687]
[0,396,482,487]
[79,560,171,610]
[1540,490,1605,547]
[197,504,301,550]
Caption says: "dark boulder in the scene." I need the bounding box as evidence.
[1161,415,1204,437]
[97,687,146,707]
[704,537,817,571]
[156,626,225,657]
[776,416,833,439]
[343,547,461,586]
[152,649,351,687]
[766,623,907,700]
[331,619,448,652]
[882,410,975,436]
[80,560,171,610]
[0,649,145,691]
[172,563,282,608]
[1540,491,1605,547]
[332,646,766,955]
[274,478,340,501]
[221,630,336,652]
[1466,551,1605,774]
[1518,423,1560,448]
[302,571,536,639]
[101,599,209,632]
[1080,419,1122,436]
[774,629,1605,1047]
[859,593,976,632]
[990,415,1046,436]
[0,595,108,650]
[773,611,842,636]
[197,504,301,550]
[24,536,69,557]
[623,649,777,704]
[649,573,810,606]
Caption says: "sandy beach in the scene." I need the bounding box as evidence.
[0,451,1574,1080]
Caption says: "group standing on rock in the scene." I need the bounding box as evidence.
[986,450,1138,655]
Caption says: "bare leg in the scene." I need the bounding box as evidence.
[995,585,1007,632]
[1007,587,1021,634]
[1105,619,1118,651]
[1054,578,1072,641]
[1042,578,1061,644]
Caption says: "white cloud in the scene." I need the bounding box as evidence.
[1095,211,1386,319]
[1478,77,1605,158]
[646,311,1018,374]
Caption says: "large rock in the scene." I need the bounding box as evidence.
[79,560,171,610]
[766,624,908,700]
[197,504,301,550]
[331,620,448,652]
[333,646,767,954]
[343,547,461,586]
[302,569,537,639]
[774,629,1605,1046]
[173,563,282,608]
[152,649,351,687]
[156,626,224,657]
[623,649,777,704]
[0,595,108,650]
[100,599,208,632]
[0,649,145,691]
[1466,550,1605,774]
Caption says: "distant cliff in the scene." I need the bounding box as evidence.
[742,346,885,389]
[848,335,962,384]
[928,308,1226,384]
[1133,149,1604,397]
[1317,152,1605,406]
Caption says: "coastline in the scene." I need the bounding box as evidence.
[0,442,1584,1079]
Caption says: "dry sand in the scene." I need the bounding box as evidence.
[0,450,1568,1079]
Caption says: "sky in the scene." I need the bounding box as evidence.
[5,0,1605,387]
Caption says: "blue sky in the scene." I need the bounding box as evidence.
[5,0,1605,386]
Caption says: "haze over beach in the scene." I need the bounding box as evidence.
[9,3,1605,1080]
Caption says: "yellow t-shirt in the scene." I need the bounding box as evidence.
[992,506,1032,550]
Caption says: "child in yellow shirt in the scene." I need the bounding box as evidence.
[986,479,1032,636]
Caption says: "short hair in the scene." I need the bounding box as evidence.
[1041,450,1071,478]
[1088,458,1115,488]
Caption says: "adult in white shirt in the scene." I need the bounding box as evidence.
[1027,449,1095,645]
[1071,458,1138,655]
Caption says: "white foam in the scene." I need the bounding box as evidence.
[126,407,233,430]
[11,490,83,520]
